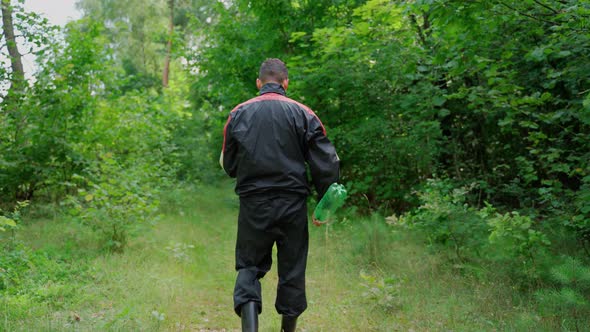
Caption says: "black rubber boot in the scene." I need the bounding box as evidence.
[240,302,259,332]
[280,315,298,332]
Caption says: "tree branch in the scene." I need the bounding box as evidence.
[20,49,35,56]
[498,1,589,32]
[532,0,559,14]
[498,1,557,25]
[410,14,428,48]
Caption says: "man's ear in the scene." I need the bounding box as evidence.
[256,78,262,90]
[282,79,289,91]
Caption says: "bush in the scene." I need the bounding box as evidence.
[479,205,551,285]
[485,210,550,261]
[392,176,586,327]
[398,179,488,261]
[397,178,551,283]
[67,153,160,252]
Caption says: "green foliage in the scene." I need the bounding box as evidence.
[1,0,590,327]
[398,178,554,285]
[76,0,168,91]
[0,239,92,327]
[360,271,402,312]
[480,206,551,283]
[400,179,488,261]
[0,0,56,90]
[67,154,160,252]
[535,257,590,331]
[1,18,111,202]
[484,208,550,261]
[2,8,189,251]
[0,216,16,232]
[0,201,28,235]
[0,242,30,291]
[569,175,590,241]
[169,79,222,183]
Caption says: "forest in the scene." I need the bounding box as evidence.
[1,0,590,330]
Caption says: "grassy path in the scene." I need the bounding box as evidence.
[4,183,543,331]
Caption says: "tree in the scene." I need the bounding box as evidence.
[76,0,168,91]
[1,0,24,98]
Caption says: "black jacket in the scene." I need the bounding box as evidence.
[221,83,340,199]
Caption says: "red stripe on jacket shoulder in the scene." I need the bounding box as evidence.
[263,94,328,136]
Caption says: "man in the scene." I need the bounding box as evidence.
[220,58,340,332]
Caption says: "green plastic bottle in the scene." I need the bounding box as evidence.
[314,183,348,222]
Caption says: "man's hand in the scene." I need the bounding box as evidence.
[312,216,327,227]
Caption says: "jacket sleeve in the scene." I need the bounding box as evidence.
[305,113,340,200]
[221,113,238,178]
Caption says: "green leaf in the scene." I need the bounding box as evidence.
[432,96,446,107]
[0,216,16,227]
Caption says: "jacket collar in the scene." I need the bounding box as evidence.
[259,82,286,96]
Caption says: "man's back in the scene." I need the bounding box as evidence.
[222,82,338,198]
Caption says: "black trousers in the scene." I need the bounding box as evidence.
[233,193,309,317]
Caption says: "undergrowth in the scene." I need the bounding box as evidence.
[2,182,588,331]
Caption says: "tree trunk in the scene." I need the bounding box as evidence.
[162,0,174,88]
[1,0,25,97]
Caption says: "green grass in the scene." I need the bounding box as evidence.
[1,182,557,331]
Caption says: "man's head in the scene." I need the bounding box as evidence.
[256,58,289,91]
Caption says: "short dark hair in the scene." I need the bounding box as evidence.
[258,58,288,83]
